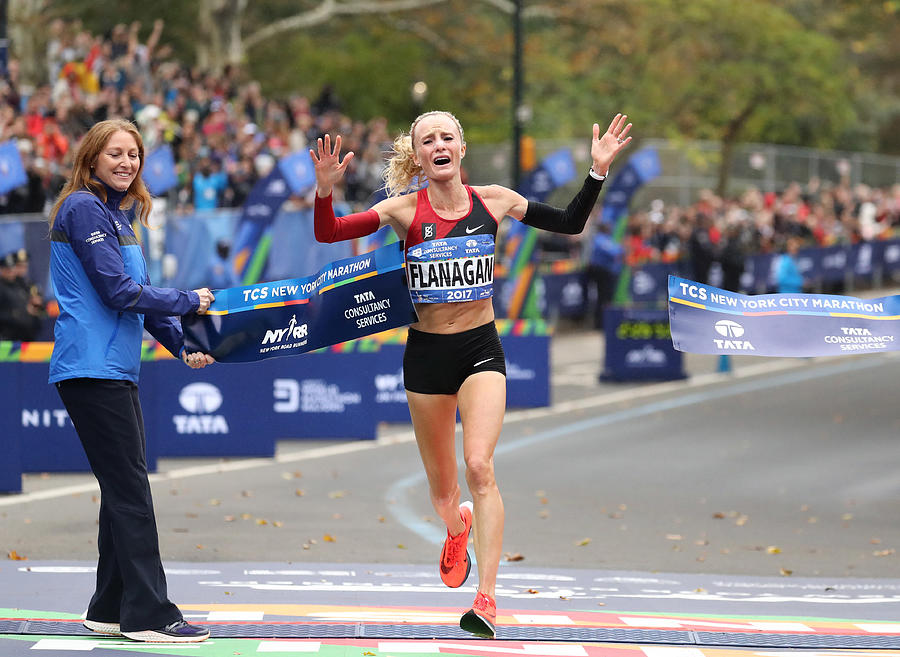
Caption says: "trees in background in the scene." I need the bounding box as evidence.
[8,0,899,192]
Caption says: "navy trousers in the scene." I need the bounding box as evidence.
[56,378,182,632]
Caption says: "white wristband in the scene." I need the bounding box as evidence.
[589,168,606,181]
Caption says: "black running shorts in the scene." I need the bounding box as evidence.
[403,321,507,394]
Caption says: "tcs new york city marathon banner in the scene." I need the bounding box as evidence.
[183,242,418,362]
[668,275,900,357]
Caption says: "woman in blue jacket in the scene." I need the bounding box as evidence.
[48,119,214,643]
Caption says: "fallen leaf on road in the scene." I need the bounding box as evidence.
[323,534,336,542]
[575,538,591,547]
[780,568,793,576]
[7,550,26,561]
[504,552,525,562]
[766,546,781,554]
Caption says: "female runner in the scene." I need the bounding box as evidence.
[312,111,632,638]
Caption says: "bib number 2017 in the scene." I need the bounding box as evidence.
[447,289,474,301]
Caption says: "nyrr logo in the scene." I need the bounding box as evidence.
[713,319,755,351]
[262,314,308,345]
[173,382,229,434]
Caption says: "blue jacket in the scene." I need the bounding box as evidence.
[49,181,199,383]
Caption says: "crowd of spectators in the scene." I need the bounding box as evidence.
[0,19,392,216]
[615,179,900,272]
[1,17,899,299]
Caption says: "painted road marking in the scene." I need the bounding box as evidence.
[257,642,321,652]
[207,610,265,621]
[641,649,706,657]
[855,623,900,633]
[29,638,208,650]
[620,617,814,632]
[514,615,576,625]
[378,642,588,655]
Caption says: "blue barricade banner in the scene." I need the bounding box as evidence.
[183,242,418,362]
[0,360,158,474]
[265,352,380,440]
[143,360,278,457]
[0,363,23,491]
[668,275,900,357]
[601,307,685,381]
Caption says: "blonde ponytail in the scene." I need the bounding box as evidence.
[382,132,422,197]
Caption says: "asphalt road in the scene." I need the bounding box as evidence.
[2,335,898,580]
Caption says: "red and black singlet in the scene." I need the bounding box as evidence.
[405,186,499,249]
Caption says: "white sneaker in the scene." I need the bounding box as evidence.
[83,619,122,636]
[122,620,210,643]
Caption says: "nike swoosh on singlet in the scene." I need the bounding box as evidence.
[465,225,485,234]
[473,358,493,367]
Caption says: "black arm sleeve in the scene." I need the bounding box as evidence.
[521,174,604,235]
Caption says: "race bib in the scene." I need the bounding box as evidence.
[406,235,495,303]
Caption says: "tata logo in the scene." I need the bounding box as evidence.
[715,319,744,338]
[178,382,223,413]
[466,239,477,248]
[173,383,229,434]
[713,319,755,351]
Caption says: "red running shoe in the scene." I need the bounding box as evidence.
[460,591,496,638]
[439,501,473,588]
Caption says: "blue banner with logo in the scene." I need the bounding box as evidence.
[183,242,417,362]
[0,140,27,195]
[668,275,900,357]
[142,144,178,195]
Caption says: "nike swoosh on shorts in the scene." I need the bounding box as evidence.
[473,358,493,367]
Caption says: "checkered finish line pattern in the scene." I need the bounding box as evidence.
[4,619,900,648]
